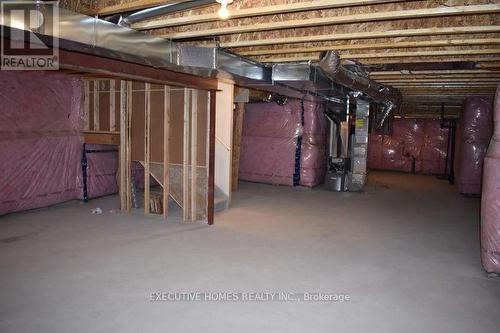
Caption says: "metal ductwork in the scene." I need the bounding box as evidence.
[0,6,349,105]
[319,51,402,128]
[114,0,215,27]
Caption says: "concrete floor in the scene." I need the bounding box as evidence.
[0,171,499,333]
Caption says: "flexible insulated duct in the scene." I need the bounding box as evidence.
[319,51,402,129]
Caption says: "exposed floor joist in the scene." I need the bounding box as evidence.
[369,70,499,75]
[92,0,190,16]
[163,5,500,39]
[220,26,500,48]
[259,52,500,63]
[238,38,500,57]
[133,0,407,30]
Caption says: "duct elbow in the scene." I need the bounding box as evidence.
[319,51,341,76]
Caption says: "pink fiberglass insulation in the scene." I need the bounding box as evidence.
[456,97,493,194]
[301,100,328,187]
[368,119,449,175]
[418,121,449,175]
[239,136,297,186]
[239,99,328,187]
[481,85,500,273]
[84,144,119,199]
[0,71,84,216]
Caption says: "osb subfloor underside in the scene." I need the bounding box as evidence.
[1,171,499,333]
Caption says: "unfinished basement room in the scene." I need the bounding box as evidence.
[1,0,500,332]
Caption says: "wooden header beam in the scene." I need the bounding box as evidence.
[164,5,500,39]
[57,47,218,91]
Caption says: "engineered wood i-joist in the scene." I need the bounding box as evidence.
[375,78,500,83]
[163,5,500,39]
[369,70,498,75]
[92,0,190,16]
[263,55,500,64]
[259,49,500,63]
[370,74,500,80]
[221,26,500,48]
[134,0,407,30]
[239,38,500,57]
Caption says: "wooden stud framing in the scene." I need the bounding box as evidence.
[232,102,245,192]
[109,80,116,132]
[183,88,191,222]
[164,5,500,39]
[221,26,500,48]
[207,91,216,226]
[191,90,198,221]
[144,83,151,215]
[126,81,133,211]
[93,81,99,131]
[83,80,90,131]
[119,80,127,211]
[134,0,406,30]
[163,86,171,220]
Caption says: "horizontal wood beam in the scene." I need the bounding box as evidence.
[361,57,500,65]
[83,131,120,145]
[370,74,500,79]
[478,62,500,69]
[259,50,500,62]
[94,0,191,16]
[57,48,218,90]
[369,70,497,75]
[376,78,500,83]
[387,84,498,87]
[133,0,406,30]
[164,5,500,39]
[221,26,500,48]
[239,38,500,56]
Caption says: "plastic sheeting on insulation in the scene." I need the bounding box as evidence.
[0,72,84,216]
[84,144,119,199]
[481,86,500,274]
[368,119,449,175]
[456,97,493,195]
[239,99,328,187]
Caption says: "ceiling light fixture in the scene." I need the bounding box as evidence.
[216,0,233,20]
